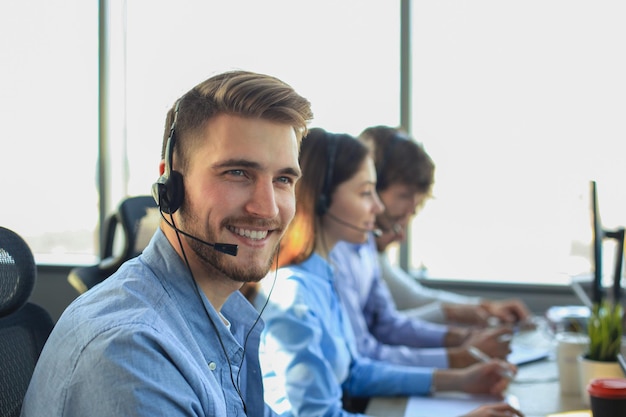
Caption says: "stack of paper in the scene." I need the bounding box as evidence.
[404,392,519,417]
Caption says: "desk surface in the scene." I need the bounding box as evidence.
[366,327,588,417]
[366,360,586,416]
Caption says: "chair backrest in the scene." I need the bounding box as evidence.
[0,226,54,417]
[116,195,160,261]
[68,195,160,294]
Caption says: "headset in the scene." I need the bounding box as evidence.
[315,132,382,237]
[150,97,253,412]
[315,132,338,216]
[151,99,238,256]
[152,100,185,215]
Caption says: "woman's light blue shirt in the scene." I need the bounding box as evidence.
[258,254,434,417]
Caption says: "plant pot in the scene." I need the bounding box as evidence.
[578,355,624,405]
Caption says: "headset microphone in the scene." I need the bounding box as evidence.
[314,130,382,239]
[159,205,239,256]
[153,99,238,257]
[326,212,382,238]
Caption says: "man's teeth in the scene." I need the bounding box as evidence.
[230,227,268,240]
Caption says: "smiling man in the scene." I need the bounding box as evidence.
[21,70,313,417]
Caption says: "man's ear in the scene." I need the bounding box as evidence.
[159,160,166,176]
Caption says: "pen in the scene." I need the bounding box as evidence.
[498,333,514,343]
[468,346,515,380]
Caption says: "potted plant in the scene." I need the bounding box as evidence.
[578,300,624,403]
[587,301,623,362]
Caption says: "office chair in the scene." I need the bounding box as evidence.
[68,195,160,294]
[0,226,55,417]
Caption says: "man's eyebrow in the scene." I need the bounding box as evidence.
[214,159,261,170]
[214,159,301,178]
[279,167,302,179]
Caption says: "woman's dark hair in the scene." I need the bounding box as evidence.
[277,127,369,267]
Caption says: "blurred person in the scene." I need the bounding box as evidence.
[329,126,527,370]
[343,125,531,327]
[255,128,521,417]
[21,70,313,417]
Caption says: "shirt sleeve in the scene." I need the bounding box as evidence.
[259,275,435,417]
[332,241,450,368]
[378,253,481,323]
[345,355,434,399]
[260,295,364,417]
[359,266,450,368]
[61,324,225,417]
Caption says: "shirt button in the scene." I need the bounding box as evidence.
[208,362,217,371]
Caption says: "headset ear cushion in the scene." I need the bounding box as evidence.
[316,194,330,216]
[152,179,165,208]
[161,170,184,214]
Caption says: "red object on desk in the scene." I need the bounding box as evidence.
[588,378,626,399]
[588,378,626,417]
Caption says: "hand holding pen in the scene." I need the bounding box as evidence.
[464,326,513,361]
[468,346,517,381]
[434,353,517,397]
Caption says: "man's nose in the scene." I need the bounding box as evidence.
[245,180,279,218]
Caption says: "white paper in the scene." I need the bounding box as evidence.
[404,392,519,417]
[508,344,550,366]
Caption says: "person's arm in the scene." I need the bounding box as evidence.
[480,299,532,324]
[332,242,451,368]
[358,272,453,367]
[359,262,512,368]
[260,281,518,417]
[55,325,229,416]
[378,253,481,322]
[379,253,532,327]
[259,277,364,417]
[444,326,513,368]
[432,360,517,396]
[260,276,437,417]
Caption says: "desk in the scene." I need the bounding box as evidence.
[366,357,586,417]
[366,327,588,417]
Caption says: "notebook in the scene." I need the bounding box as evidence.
[507,344,550,366]
[403,392,519,417]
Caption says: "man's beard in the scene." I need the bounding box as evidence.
[179,205,279,283]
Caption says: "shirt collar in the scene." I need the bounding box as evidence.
[142,228,263,353]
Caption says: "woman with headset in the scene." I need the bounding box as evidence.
[255,128,523,417]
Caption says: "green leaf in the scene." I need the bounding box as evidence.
[586,300,623,362]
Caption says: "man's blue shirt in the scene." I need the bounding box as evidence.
[22,229,274,417]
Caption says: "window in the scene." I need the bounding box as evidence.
[1,1,99,264]
[1,1,399,265]
[6,1,622,288]
[121,1,400,199]
[408,1,626,285]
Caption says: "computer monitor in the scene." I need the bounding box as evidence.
[590,180,625,305]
